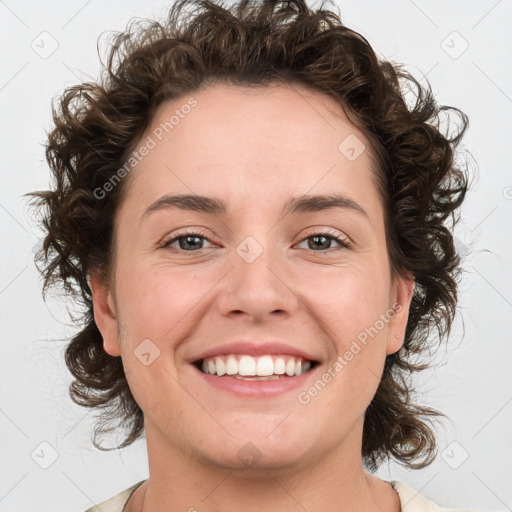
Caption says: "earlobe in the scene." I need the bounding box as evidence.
[386,272,415,355]
[89,271,121,357]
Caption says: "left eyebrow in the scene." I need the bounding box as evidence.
[281,193,368,218]
[139,192,368,222]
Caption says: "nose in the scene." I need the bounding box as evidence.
[216,240,300,322]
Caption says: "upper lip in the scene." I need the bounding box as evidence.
[190,340,320,363]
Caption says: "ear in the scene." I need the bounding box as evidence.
[386,271,415,355]
[88,271,121,357]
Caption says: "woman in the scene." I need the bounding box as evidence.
[27,0,476,510]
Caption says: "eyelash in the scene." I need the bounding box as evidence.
[161,228,352,253]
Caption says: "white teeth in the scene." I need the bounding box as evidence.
[256,355,274,376]
[198,354,313,377]
[226,355,238,375]
[285,358,296,376]
[238,355,256,376]
[215,356,226,376]
[274,357,286,374]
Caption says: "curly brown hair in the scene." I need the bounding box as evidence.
[26,0,469,472]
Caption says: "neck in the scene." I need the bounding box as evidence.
[134,420,400,512]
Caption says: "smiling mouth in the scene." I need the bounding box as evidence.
[193,354,318,380]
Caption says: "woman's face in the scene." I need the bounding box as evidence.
[91,82,414,470]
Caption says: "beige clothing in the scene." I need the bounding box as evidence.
[83,479,480,512]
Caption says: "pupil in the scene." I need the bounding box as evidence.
[180,235,202,250]
[310,235,330,250]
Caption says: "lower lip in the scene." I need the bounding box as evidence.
[192,364,319,397]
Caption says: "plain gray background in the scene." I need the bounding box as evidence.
[1,0,511,511]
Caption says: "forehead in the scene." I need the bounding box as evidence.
[118,82,383,221]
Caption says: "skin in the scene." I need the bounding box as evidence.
[90,82,414,512]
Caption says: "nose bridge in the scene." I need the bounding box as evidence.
[218,233,299,319]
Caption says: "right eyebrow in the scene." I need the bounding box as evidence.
[140,194,228,221]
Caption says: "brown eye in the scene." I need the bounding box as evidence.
[297,230,352,252]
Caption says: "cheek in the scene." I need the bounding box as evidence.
[115,261,211,339]
[301,266,392,394]
[113,264,216,410]
[306,266,392,339]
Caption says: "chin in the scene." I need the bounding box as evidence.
[190,423,315,473]
[198,444,310,475]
